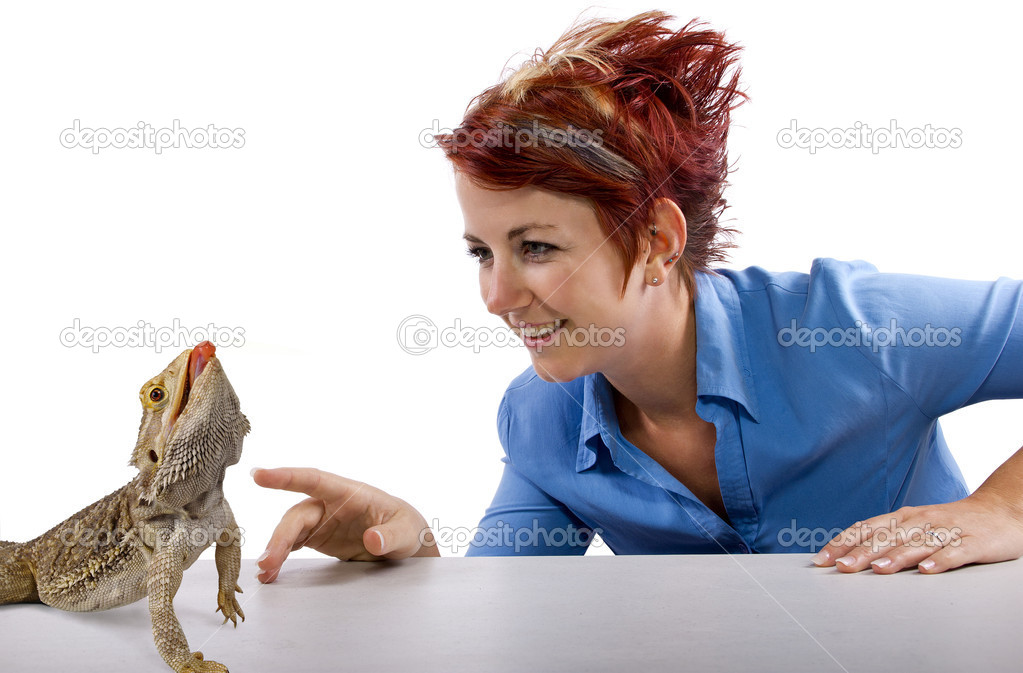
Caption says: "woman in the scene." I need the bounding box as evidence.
[253,11,1023,578]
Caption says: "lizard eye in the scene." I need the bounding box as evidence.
[149,387,166,403]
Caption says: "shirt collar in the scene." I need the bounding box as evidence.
[692,269,761,422]
[576,269,761,472]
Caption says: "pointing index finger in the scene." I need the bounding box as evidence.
[252,467,363,503]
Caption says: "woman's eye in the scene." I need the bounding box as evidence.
[523,241,554,258]
[467,242,555,264]
[467,246,493,263]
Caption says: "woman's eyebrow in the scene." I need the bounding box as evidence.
[463,222,559,244]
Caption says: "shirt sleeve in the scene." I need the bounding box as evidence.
[818,259,1023,418]
[464,394,593,556]
[463,459,592,556]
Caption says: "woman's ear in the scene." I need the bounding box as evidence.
[644,198,686,286]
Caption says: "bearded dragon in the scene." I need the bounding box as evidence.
[0,341,250,672]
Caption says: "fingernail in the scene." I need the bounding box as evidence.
[373,529,385,553]
[256,549,270,565]
[810,550,831,566]
[249,467,263,478]
[919,559,936,571]
[256,567,278,583]
[835,556,855,567]
[870,558,892,569]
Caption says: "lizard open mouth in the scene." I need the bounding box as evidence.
[181,340,215,411]
[167,341,216,438]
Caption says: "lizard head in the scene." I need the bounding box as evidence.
[131,341,250,507]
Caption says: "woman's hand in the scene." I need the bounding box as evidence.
[815,445,1023,574]
[252,467,439,583]
[811,490,1023,574]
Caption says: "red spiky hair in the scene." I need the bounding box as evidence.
[436,10,748,295]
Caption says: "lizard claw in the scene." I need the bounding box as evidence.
[179,651,229,672]
[216,588,245,627]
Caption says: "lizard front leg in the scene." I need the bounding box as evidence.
[213,510,244,626]
[148,527,228,673]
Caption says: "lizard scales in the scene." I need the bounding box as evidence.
[1,341,249,672]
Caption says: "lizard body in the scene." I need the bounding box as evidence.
[0,341,249,672]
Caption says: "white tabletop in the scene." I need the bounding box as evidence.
[1,554,1021,672]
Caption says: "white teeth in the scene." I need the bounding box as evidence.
[521,319,564,338]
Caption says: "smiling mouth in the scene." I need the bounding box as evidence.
[515,319,565,347]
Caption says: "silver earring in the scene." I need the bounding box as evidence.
[650,225,658,236]
[652,277,659,284]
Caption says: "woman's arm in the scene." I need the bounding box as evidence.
[807,261,1023,573]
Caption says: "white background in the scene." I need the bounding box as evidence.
[0,1,1019,561]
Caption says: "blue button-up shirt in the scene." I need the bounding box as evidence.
[464,258,1023,555]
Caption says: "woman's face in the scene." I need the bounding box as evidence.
[456,172,644,383]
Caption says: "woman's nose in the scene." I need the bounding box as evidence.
[483,260,531,317]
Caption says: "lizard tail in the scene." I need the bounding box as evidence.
[0,541,39,604]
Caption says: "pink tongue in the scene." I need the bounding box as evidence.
[188,341,216,385]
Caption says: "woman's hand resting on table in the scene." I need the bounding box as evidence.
[251,467,439,583]
[812,487,1023,574]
